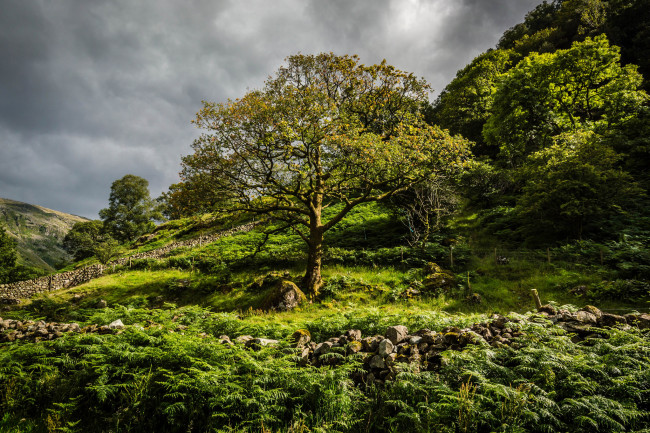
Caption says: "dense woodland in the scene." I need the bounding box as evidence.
[1,0,650,431]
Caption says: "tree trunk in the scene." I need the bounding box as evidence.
[303,226,324,297]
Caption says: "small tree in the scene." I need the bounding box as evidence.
[394,177,459,249]
[63,220,108,261]
[0,224,18,284]
[93,239,121,265]
[183,53,471,295]
[99,175,161,243]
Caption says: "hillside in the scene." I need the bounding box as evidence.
[0,197,88,271]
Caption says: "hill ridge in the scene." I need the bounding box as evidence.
[0,197,88,271]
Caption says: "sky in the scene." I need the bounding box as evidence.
[0,0,541,219]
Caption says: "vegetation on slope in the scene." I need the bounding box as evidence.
[0,198,88,272]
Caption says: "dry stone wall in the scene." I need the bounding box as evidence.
[0,222,258,303]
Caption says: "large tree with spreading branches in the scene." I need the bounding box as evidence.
[183,53,471,295]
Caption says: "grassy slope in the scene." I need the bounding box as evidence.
[2,203,650,432]
[18,202,646,326]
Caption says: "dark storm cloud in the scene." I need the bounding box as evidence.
[0,0,540,218]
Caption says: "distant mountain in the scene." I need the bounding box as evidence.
[0,198,89,271]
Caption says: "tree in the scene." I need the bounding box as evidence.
[516,130,638,241]
[393,177,459,249]
[183,53,471,295]
[158,177,233,220]
[93,239,121,265]
[63,220,109,261]
[430,49,515,157]
[99,175,161,243]
[0,224,18,284]
[484,35,648,165]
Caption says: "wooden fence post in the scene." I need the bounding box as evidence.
[494,247,498,265]
[531,289,542,310]
[450,246,454,268]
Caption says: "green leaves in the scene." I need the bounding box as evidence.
[0,224,17,284]
[182,53,472,293]
[99,175,162,243]
[484,35,647,164]
[515,130,638,241]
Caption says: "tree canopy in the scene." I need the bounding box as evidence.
[63,220,111,262]
[484,35,647,165]
[99,175,161,243]
[182,53,471,294]
[516,130,637,240]
[429,49,515,156]
[0,224,18,284]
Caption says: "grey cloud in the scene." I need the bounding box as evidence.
[1,0,541,218]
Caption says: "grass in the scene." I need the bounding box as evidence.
[2,202,649,432]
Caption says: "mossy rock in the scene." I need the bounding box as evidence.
[421,262,456,295]
[291,329,311,347]
[262,280,307,311]
[248,271,291,293]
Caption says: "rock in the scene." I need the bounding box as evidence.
[580,305,602,319]
[625,314,639,325]
[377,339,395,357]
[362,336,381,352]
[298,347,310,366]
[490,314,508,329]
[108,319,125,329]
[575,310,598,325]
[345,329,362,341]
[347,341,363,354]
[599,313,627,327]
[465,293,482,304]
[369,355,386,369]
[538,304,556,315]
[96,299,107,308]
[218,335,233,345]
[235,335,254,345]
[638,314,650,329]
[291,329,311,348]
[408,336,423,345]
[386,325,408,345]
[262,280,307,311]
[249,338,279,349]
[385,352,397,366]
[559,321,593,337]
[419,331,439,345]
[421,262,456,294]
[314,341,333,356]
[444,332,459,344]
[569,285,589,296]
